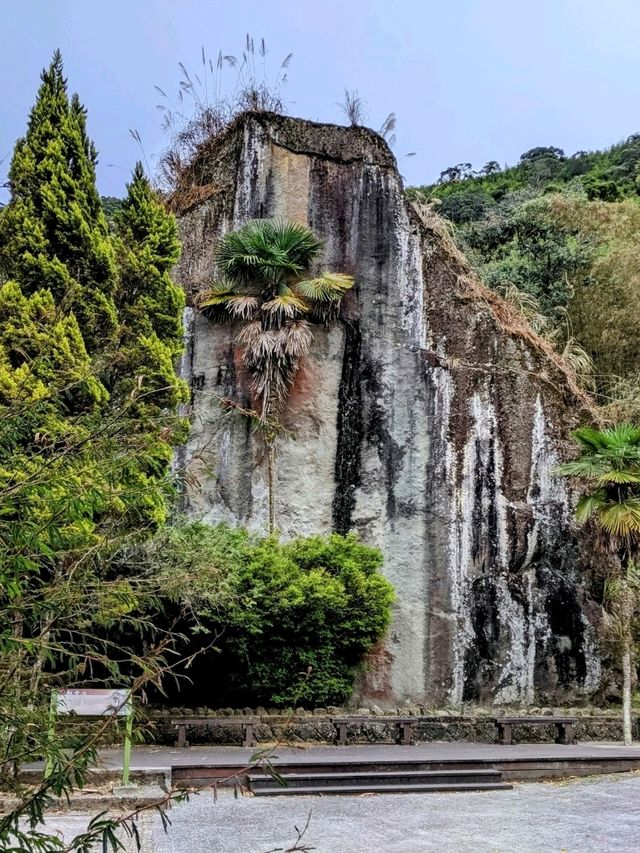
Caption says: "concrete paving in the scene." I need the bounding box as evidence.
[90,740,640,771]
[38,771,640,852]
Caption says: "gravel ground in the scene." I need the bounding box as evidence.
[37,771,640,852]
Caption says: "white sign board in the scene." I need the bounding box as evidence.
[56,689,130,717]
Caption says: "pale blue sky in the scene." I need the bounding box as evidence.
[2,0,640,196]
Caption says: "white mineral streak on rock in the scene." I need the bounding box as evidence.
[177,306,194,392]
[494,577,532,705]
[436,369,469,708]
[449,389,516,705]
[493,397,559,704]
[525,395,561,562]
[525,396,602,694]
[174,116,603,705]
[581,618,603,691]
[395,201,426,349]
[232,124,268,225]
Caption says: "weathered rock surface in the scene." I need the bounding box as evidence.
[173,112,603,707]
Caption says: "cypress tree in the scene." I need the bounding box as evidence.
[0,50,118,351]
[112,161,188,441]
[0,53,188,532]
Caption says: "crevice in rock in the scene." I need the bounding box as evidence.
[332,320,363,534]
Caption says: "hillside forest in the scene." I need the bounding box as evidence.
[408,138,640,418]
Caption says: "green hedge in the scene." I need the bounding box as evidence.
[144,524,394,706]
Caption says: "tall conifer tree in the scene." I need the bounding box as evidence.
[0,50,118,351]
[0,53,187,531]
[110,162,189,520]
[113,161,187,428]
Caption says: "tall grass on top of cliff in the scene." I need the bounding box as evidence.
[155,36,292,190]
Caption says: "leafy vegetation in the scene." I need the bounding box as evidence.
[101,195,124,221]
[0,52,189,850]
[0,51,187,536]
[409,134,640,406]
[558,424,640,743]
[198,219,354,532]
[138,524,394,706]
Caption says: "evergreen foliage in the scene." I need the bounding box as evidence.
[0,53,187,533]
[0,54,190,849]
[141,524,394,706]
[409,132,640,404]
[112,161,188,432]
[0,51,118,350]
[101,195,124,220]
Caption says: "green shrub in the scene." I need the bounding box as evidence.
[145,524,394,706]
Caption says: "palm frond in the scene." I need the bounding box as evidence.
[283,320,313,358]
[556,459,608,479]
[294,272,354,302]
[226,295,259,320]
[601,423,640,449]
[196,290,237,308]
[599,500,640,538]
[214,219,323,286]
[265,219,324,263]
[236,322,281,359]
[596,470,640,485]
[262,294,308,320]
[197,279,239,299]
[572,426,608,450]
[575,492,606,523]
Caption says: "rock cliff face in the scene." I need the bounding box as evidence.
[173,112,603,707]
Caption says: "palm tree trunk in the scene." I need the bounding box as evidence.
[622,641,633,745]
[267,440,276,536]
[260,361,280,536]
[621,577,633,744]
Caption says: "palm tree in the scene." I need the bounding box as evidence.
[197,218,354,533]
[558,423,640,743]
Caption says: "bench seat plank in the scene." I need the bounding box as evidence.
[494,716,577,746]
[331,716,418,746]
[170,716,259,748]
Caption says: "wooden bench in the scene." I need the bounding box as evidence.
[332,716,418,746]
[494,716,577,745]
[171,716,259,748]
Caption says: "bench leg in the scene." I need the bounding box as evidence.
[175,724,189,748]
[397,723,414,745]
[243,723,255,748]
[556,723,574,745]
[497,723,512,745]
[336,722,347,746]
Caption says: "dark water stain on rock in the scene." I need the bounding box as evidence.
[173,112,605,706]
[332,320,363,534]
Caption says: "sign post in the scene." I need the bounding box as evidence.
[47,688,134,788]
[121,692,133,787]
[44,689,58,780]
